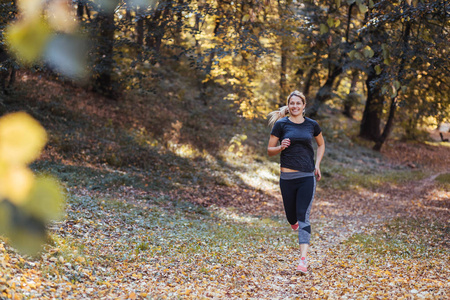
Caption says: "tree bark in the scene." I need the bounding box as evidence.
[346,3,356,43]
[302,68,317,99]
[359,22,386,141]
[145,1,172,54]
[194,5,203,53]
[373,96,396,151]
[200,8,222,106]
[307,66,342,117]
[174,0,185,45]
[360,67,383,141]
[77,0,91,21]
[93,1,118,98]
[77,0,84,20]
[343,70,358,118]
[136,7,144,46]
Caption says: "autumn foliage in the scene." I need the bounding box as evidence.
[0,0,449,299]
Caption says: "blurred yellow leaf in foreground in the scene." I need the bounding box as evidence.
[0,112,47,165]
[47,0,78,33]
[5,17,52,64]
[23,176,65,222]
[0,165,34,205]
[17,0,45,19]
[0,112,64,255]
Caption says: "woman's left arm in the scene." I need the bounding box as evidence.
[314,133,325,181]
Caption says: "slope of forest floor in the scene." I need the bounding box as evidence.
[1,72,449,299]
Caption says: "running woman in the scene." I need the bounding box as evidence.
[267,90,325,274]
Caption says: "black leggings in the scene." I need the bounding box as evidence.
[280,175,316,244]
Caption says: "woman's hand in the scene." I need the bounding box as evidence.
[314,166,321,181]
[280,138,290,150]
[268,136,290,156]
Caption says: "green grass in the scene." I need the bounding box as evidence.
[320,166,429,191]
[345,218,449,260]
[435,173,450,187]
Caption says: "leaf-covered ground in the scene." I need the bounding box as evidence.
[1,150,449,299]
[1,74,449,299]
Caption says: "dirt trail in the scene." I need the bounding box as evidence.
[310,170,449,267]
[1,141,448,299]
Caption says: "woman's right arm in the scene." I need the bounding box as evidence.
[267,135,290,156]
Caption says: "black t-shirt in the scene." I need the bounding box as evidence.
[270,117,322,172]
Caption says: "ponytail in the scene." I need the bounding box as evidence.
[268,106,289,127]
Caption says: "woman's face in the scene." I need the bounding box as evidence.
[288,95,305,117]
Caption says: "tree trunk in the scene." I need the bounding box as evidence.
[200,11,221,106]
[343,70,358,118]
[145,1,172,55]
[359,67,383,141]
[155,2,172,53]
[0,46,10,93]
[77,0,84,20]
[194,8,202,53]
[359,22,387,141]
[302,68,317,99]
[174,0,184,45]
[77,0,91,21]
[136,8,144,46]
[93,1,118,98]
[125,6,132,22]
[346,4,356,43]
[373,96,397,151]
[211,0,226,65]
[145,18,158,49]
[307,66,342,117]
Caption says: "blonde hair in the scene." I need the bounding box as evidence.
[268,90,306,127]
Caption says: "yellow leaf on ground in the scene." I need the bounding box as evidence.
[76,256,86,264]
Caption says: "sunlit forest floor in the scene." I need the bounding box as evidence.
[1,72,449,299]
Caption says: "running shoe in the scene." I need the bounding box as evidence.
[296,257,308,274]
[291,222,299,230]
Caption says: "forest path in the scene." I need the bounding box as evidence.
[310,169,449,268]
[1,166,448,299]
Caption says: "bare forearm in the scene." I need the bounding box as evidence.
[315,144,325,167]
[268,145,283,156]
